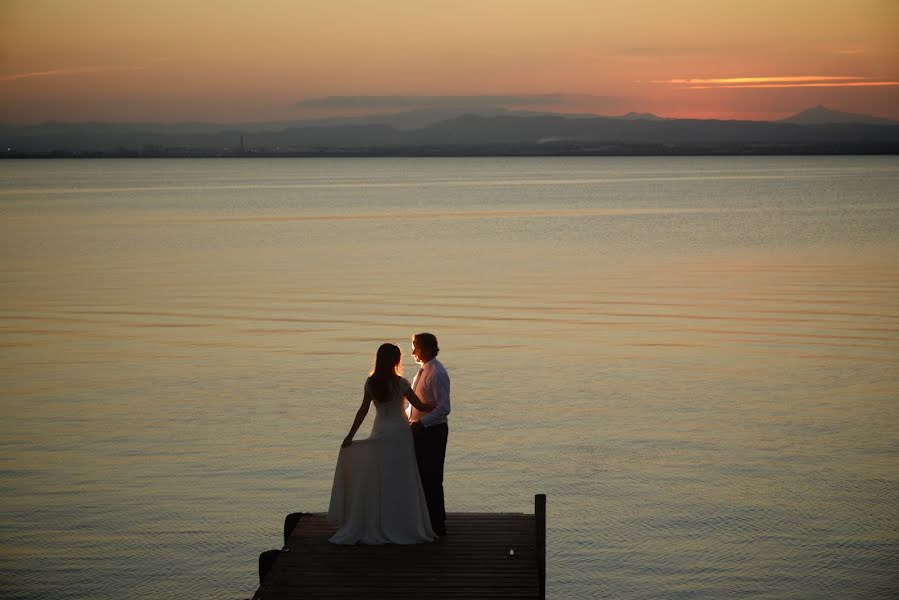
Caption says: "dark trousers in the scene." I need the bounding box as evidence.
[413,422,448,533]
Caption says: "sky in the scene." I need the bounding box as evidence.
[1,0,898,124]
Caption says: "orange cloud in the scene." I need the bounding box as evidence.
[0,58,172,83]
[652,75,899,90]
[656,76,868,84]
[684,81,899,89]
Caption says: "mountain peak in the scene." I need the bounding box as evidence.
[616,112,667,121]
[780,105,898,126]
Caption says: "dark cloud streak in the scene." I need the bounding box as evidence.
[296,94,573,109]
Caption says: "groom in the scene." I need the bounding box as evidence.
[408,332,450,536]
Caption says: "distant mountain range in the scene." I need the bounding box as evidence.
[778,105,899,126]
[2,106,897,157]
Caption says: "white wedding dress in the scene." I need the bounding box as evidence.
[327,377,436,544]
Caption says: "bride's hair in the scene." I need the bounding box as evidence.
[368,343,402,403]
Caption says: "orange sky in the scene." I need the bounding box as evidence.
[1,0,897,123]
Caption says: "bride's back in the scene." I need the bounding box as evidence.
[368,376,411,424]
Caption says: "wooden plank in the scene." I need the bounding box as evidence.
[254,509,542,600]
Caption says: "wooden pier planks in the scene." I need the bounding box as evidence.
[254,497,545,600]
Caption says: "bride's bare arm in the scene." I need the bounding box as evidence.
[342,393,372,447]
[403,387,434,412]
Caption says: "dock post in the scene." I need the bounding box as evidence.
[536,493,546,599]
[283,512,305,547]
[258,549,281,584]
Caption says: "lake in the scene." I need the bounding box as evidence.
[1,156,897,599]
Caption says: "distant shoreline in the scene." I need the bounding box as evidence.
[5,108,897,158]
[4,142,899,159]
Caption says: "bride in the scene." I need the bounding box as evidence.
[327,343,437,544]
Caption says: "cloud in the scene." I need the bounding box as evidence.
[651,75,899,90]
[656,76,867,84]
[610,44,764,61]
[614,46,711,57]
[293,94,636,118]
[296,95,570,109]
[684,81,899,90]
[0,58,172,83]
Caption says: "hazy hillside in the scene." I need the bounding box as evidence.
[2,107,897,156]
[779,105,899,126]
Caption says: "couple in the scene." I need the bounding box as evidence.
[327,333,450,545]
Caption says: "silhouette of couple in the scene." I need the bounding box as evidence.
[328,333,450,544]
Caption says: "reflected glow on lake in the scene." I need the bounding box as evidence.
[1,156,897,599]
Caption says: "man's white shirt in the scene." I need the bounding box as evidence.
[407,357,450,427]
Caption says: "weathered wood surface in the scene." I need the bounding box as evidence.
[254,512,540,599]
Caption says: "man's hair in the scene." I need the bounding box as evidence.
[414,332,439,356]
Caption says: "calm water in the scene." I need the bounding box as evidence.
[1,157,898,599]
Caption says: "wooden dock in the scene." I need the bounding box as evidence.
[254,494,546,599]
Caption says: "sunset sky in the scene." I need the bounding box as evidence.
[1,0,897,124]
